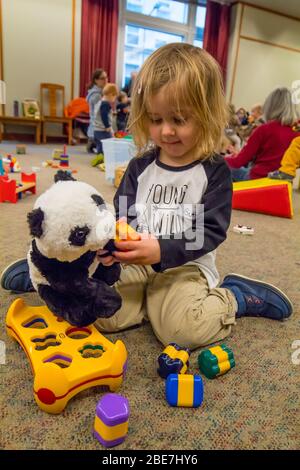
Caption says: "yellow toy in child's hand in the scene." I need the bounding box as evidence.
[115,220,141,242]
[6,298,128,414]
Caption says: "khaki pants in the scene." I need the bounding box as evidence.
[95,264,237,350]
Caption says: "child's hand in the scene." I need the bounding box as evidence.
[113,233,161,265]
[97,249,118,266]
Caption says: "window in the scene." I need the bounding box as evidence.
[123,25,183,87]
[118,1,207,87]
[126,0,188,24]
[126,25,140,45]
[194,6,206,48]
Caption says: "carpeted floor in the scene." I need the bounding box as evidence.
[0,142,299,450]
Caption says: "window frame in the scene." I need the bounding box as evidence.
[116,0,203,88]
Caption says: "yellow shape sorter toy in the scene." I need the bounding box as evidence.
[6,298,128,414]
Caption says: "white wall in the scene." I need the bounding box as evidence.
[226,3,300,110]
[1,0,81,133]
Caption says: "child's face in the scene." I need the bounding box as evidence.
[106,94,117,104]
[146,87,199,164]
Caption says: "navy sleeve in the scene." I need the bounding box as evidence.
[100,101,111,128]
[151,158,233,272]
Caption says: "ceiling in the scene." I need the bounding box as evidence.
[226,0,300,18]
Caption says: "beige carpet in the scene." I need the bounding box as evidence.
[0,142,299,450]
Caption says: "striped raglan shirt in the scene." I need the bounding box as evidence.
[114,150,232,288]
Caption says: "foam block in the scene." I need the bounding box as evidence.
[232,178,293,218]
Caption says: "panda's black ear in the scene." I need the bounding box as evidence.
[54,170,76,183]
[91,194,106,208]
[27,208,44,238]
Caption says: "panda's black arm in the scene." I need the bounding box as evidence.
[38,280,122,327]
[92,262,121,285]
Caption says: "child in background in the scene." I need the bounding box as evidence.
[225,87,300,181]
[116,91,130,131]
[249,103,264,124]
[86,68,108,153]
[269,135,300,181]
[94,83,119,155]
[1,44,292,349]
[236,107,249,125]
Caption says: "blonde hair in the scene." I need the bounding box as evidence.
[128,43,228,159]
[103,83,118,97]
[263,87,297,126]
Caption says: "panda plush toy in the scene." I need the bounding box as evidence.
[27,171,122,327]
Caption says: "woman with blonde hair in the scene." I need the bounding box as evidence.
[225,87,300,180]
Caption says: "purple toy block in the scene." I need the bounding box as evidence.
[93,393,129,447]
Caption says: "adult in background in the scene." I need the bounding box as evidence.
[225,87,300,181]
[86,68,108,153]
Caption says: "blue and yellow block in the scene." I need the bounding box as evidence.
[198,344,235,379]
[166,374,203,408]
[157,342,190,379]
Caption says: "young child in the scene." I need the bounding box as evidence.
[1,44,292,349]
[269,135,300,181]
[94,83,118,155]
[86,68,108,153]
[116,91,130,131]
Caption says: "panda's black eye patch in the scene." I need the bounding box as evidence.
[91,194,106,211]
[68,225,90,246]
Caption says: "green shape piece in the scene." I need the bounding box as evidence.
[198,344,235,379]
[79,344,104,355]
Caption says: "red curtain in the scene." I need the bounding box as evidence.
[203,0,231,84]
[80,0,119,97]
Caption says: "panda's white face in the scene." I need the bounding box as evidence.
[29,181,116,262]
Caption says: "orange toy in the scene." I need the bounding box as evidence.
[232,178,293,218]
[115,220,141,242]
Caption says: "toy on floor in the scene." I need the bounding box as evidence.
[157,342,190,379]
[0,157,4,176]
[0,172,36,203]
[43,160,59,169]
[232,224,254,235]
[16,144,26,155]
[27,170,122,327]
[198,344,235,379]
[52,148,64,161]
[60,145,69,167]
[5,154,21,173]
[166,373,204,408]
[93,393,129,447]
[232,178,293,218]
[114,131,129,138]
[6,298,128,414]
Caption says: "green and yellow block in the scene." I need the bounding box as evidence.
[198,344,235,379]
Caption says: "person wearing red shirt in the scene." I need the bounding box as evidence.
[225,87,300,180]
